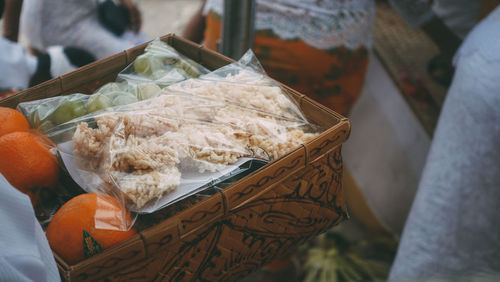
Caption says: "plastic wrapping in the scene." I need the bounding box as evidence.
[18,39,209,134]
[23,46,323,231]
[117,39,209,87]
[134,158,267,231]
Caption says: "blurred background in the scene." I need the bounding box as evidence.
[1,0,500,281]
[140,0,201,38]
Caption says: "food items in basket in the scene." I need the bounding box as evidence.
[46,193,136,265]
[0,107,30,137]
[49,96,88,125]
[30,102,56,131]
[111,92,139,106]
[90,82,138,109]
[87,82,161,113]
[132,39,206,80]
[136,82,161,100]
[29,95,89,129]
[18,40,209,133]
[168,70,305,122]
[0,131,58,205]
[71,71,319,209]
[87,93,113,113]
[133,52,165,77]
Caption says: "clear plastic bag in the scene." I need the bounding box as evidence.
[18,39,209,134]
[117,39,209,87]
[24,48,323,231]
[18,94,91,133]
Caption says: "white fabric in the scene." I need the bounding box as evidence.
[20,0,150,60]
[0,174,60,282]
[390,6,500,280]
[0,38,37,90]
[203,0,376,50]
[47,46,74,78]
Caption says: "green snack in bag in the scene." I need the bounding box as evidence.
[133,53,166,77]
[87,94,113,113]
[31,103,54,128]
[137,83,161,100]
[17,39,210,134]
[112,92,138,106]
[132,39,205,80]
[49,97,87,125]
[175,60,201,78]
[94,82,138,107]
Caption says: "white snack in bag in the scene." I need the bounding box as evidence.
[71,69,320,211]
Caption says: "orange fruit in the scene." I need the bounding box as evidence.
[0,107,29,137]
[0,132,58,195]
[46,193,137,265]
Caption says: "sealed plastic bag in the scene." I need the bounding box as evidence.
[117,39,209,87]
[18,39,209,133]
[24,47,323,231]
[55,53,320,216]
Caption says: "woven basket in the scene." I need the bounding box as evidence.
[0,35,350,281]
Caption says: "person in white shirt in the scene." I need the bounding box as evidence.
[12,0,149,60]
[0,38,95,92]
[0,0,95,93]
[390,4,500,280]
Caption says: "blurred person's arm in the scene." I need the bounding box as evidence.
[2,0,23,42]
[183,0,206,44]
